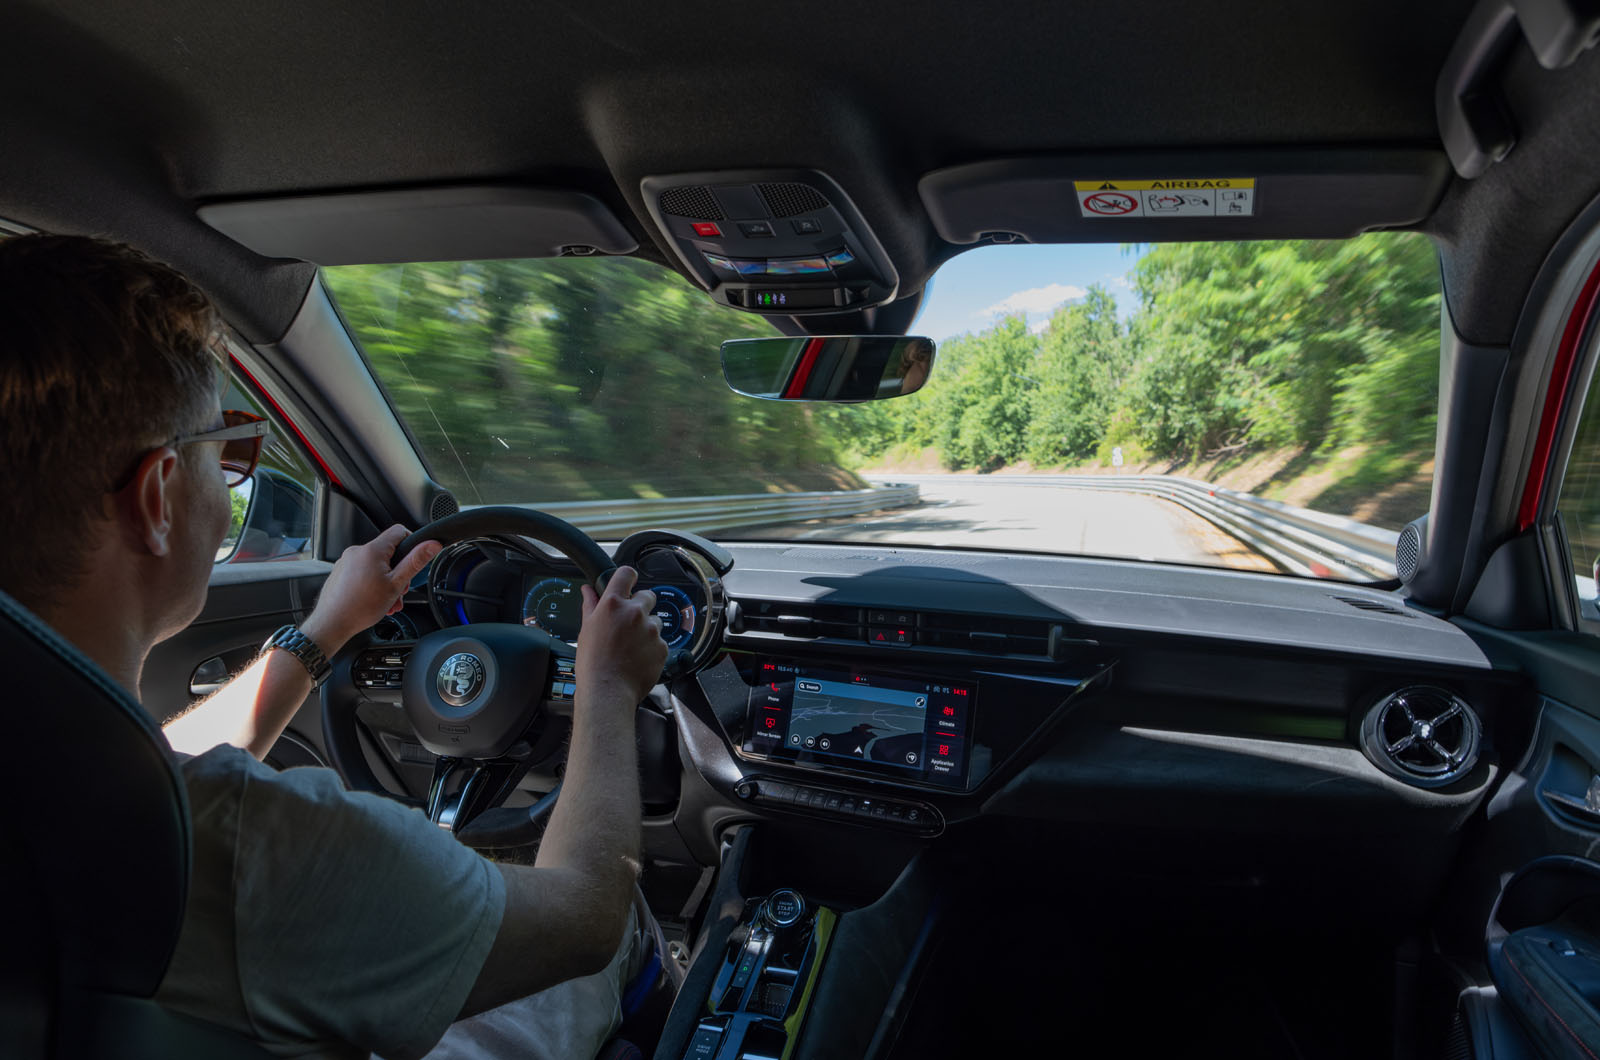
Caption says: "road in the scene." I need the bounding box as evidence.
[758,474,1278,573]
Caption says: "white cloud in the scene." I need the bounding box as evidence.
[1028,317,1051,335]
[978,283,1087,317]
[1109,273,1133,290]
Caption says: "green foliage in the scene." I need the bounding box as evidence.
[849,233,1440,479]
[324,233,1441,513]
[325,258,858,503]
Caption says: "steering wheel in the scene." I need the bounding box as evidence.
[321,506,729,849]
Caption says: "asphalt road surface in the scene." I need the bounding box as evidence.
[758,474,1277,573]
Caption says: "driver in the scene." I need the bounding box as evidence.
[0,233,670,1060]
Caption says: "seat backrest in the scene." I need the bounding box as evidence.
[0,588,269,1058]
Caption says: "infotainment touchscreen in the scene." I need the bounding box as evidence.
[741,656,976,789]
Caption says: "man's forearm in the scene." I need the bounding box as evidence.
[534,677,642,932]
[162,615,344,759]
[162,646,315,759]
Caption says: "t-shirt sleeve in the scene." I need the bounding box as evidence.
[230,760,507,1060]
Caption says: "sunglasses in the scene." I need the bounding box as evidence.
[175,410,271,488]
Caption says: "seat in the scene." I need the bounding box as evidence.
[0,587,270,1059]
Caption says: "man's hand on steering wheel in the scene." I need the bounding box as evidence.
[577,566,670,708]
[302,525,443,656]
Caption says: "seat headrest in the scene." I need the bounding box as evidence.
[0,588,190,997]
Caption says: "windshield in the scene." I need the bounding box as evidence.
[324,233,1439,582]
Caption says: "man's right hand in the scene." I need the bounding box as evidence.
[576,566,668,706]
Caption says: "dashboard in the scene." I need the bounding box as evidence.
[355,534,1531,858]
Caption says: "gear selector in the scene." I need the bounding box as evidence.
[681,888,835,1060]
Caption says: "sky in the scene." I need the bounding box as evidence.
[908,242,1146,343]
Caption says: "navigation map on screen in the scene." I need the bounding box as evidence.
[744,657,975,786]
[786,677,929,770]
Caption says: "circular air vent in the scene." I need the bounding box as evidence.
[1359,686,1481,788]
[428,490,459,522]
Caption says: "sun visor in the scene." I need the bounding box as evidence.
[918,151,1452,244]
[198,185,638,264]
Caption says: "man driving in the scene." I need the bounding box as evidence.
[0,233,668,1059]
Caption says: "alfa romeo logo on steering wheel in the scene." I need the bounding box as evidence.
[436,652,486,706]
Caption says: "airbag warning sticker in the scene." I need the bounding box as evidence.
[1074,178,1255,219]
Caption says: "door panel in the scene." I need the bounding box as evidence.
[142,559,332,764]
[1443,627,1600,1057]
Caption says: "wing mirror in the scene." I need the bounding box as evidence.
[720,336,936,402]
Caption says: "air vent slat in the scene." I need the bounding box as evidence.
[1359,686,1481,788]
[1330,594,1414,618]
[731,599,1054,658]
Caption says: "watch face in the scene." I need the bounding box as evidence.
[436,652,486,706]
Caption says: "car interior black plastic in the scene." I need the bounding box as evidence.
[198,185,639,265]
[640,170,899,316]
[918,149,1453,245]
[1,588,274,1057]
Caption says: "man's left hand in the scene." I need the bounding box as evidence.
[301,525,442,656]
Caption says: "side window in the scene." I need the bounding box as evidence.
[1557,362,1600,627]
[215,371,319,565]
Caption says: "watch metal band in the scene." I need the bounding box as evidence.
[264,624,332,687]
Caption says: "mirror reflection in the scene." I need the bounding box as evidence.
[720,336,936,402]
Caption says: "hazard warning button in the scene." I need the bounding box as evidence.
[867,627,913,646]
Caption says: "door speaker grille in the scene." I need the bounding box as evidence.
[659,186,724,220]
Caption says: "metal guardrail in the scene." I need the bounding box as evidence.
[521,483,922,537]
[871,473,1400,581]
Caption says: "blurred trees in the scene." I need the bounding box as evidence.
[324,232,1440,504]
[845,232,1439,473]
[324,257,851,503]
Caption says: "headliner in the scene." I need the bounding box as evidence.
[1,0,1596,346]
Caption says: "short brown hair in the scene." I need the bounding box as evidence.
[0,234,222,612]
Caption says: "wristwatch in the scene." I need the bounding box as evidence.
[263,624,332,688]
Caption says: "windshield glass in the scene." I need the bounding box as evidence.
[324,233,1439,582]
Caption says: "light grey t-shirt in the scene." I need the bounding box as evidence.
[155,746,506,1060]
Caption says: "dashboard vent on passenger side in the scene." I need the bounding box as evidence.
[659,186,724,220]
[757,182,829,217]
[1359,686,1481,788]
[1330,594,1415,618]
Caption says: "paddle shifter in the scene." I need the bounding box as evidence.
[681,889,835,1060]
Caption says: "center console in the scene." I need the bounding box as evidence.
[680,888,836,1060]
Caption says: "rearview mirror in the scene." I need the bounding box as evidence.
[720,336,937,402]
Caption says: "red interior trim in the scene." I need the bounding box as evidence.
[1517,258,1600,532]
[229,354,345,491]
[782,338,825,400]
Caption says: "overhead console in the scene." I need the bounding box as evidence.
[641,169,898,315]
[918,148,1452,245]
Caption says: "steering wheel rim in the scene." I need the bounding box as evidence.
[322,506,616,847]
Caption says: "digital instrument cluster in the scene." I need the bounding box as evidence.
[520,576,699,651]
[426,539,705,652]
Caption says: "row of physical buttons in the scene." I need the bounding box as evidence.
[741,779,928,827]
